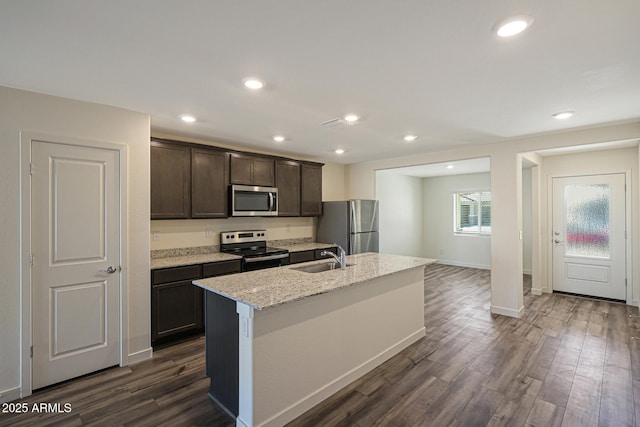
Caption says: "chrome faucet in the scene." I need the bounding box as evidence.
[321,244,347,270]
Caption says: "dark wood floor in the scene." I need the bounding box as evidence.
[2,263,639,426]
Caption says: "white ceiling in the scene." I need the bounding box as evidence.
[377,158,491,178]
[1,1,639,164]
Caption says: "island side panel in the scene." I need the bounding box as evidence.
[237,302,255,427]
[251,267,426,427]
[204,291,239,417]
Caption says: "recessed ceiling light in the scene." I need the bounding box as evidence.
[404,135,417,142]
[552,111,575,120]
[446,165,455,169]
[273,135,285,142]
[335,149,345,154]
[493,15,534,37]
[343,114,359,123]
[244,78,264,90]
[180,114,196,123]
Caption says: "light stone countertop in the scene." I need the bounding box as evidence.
[193,252,437,310]
[151,252,242,270]
[150,242,335,270]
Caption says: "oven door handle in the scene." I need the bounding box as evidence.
[244,253,289,263]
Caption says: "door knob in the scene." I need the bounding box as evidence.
[554,231,560,236]
[100,266,119,274]
[554,239,563,244]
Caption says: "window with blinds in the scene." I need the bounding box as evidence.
[454,191,491,234]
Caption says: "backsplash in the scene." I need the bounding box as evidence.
[150,216,315,254]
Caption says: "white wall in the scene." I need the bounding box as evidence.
[0,86,150,401]
[375,173,424,256]
[345,122,640,317]
[522,168,533,274]
[322,162,347,201]
[422,173,491,269]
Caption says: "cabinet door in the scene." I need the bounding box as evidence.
[229,154,254,185]
[152,280,203,345]
[151,141,190,219]
[301,163,323,216]
[192,147,229,218]
[276,160,301,216]
[253,157,275,187]
[230,153,275,186]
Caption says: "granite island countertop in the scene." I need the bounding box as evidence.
[193,252,437,310]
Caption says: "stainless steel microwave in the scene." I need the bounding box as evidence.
[230,185,278,216]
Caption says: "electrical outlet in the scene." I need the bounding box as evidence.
[205,228,214,238]
[152,231,160,241]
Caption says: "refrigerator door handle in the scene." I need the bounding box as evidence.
[350,201,357,234]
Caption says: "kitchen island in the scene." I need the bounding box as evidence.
[193,252,436,427]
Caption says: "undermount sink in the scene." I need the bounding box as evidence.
[291,262,355,273]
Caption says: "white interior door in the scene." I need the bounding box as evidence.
[552,174,626,300]
[31,140,121,389]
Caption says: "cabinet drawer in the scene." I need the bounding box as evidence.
[152,264,202,285]
[203,259,242,277]
[315,247,338,259]
[289,250,315,264]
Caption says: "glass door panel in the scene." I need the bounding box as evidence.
[564,183,610,258]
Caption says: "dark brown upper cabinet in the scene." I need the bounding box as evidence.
[151,140,190,219]
[275,160,301,216]
[300,163,323,216]
[191,147,229,218]
[151,138,323,218]
[230,153,275,187]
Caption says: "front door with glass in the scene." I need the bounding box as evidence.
[552,174,626,300]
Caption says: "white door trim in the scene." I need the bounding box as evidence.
[20,131,129,398]
[546,170,632,304]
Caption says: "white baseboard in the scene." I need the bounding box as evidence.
[531,288,544,296]
[127,347,153,365]
[0,387,21,403]
[491,304,525,318]
[523,268,532,275]
[260,327,426,427]
[436,260,491,270]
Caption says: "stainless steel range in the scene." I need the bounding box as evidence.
[220,230,289,271]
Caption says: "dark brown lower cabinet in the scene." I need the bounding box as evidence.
[316,247,338,260]
[151,259,241,347]
[205,291,239,416]
[152,280,203,346]
[288,247,338,265]
[288,250,315,264]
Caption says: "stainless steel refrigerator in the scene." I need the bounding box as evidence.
[316,200,379,254]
